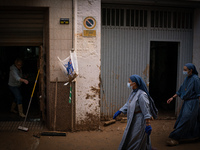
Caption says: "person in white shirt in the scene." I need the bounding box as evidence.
[8,58,28,117]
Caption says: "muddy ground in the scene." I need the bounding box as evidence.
[0,119,200,150]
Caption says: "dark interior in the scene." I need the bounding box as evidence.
[150,41,178,117]
[0,46,40,121]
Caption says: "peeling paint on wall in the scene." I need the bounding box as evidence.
[143,64,149,77]
[91,86,100,96]
[86,93,96,99]
[143,64,150,86]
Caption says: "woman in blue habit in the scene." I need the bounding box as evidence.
[167,63,200,146]
[113,75,158,150]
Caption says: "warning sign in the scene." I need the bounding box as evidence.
[83,16,96,37]
[83,16,96,29]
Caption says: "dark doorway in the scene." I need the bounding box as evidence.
[0,46,40,121]
[150,41,178,117]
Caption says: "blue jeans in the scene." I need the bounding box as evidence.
[9,86,22,104]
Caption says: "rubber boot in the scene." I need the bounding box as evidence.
[18,104,26,117]
[10,102,18,114]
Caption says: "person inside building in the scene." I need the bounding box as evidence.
[113,74,158,150]
[8,58,29,117]
[166,63,200,146]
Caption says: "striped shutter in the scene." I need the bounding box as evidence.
[0,7,45,46]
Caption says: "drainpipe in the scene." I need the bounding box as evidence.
[71,0,74,132]
[71,0,78,132]
[72,0,74,49]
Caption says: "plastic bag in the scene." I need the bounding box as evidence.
[57,51,78,83]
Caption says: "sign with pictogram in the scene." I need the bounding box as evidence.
[83,16,96,37]
[60,18,69,24]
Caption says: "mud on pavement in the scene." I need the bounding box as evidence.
[1,120,200,150]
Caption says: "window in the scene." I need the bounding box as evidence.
[102,7,147,27]
[151,10,193,29]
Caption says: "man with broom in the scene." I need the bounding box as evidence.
[8,58,29,117]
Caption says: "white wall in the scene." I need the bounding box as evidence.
[193,9,200,76]
[74,0,101,129]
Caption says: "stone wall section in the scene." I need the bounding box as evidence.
[74,0,101,130]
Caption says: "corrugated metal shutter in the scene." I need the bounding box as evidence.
[0,7,44,46]
[101,27,149,118]
[101,5,193,118]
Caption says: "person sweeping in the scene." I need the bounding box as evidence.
[8,58,29,117]
[166,63,200,146]
[113,74,158,150]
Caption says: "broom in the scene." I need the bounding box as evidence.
[18,69,40,132]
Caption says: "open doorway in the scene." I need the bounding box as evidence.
[0,46,41,121]
[150,41,178,117]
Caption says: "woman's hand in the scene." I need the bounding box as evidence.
[167,94,177,104]
[145,125,152,135]
[167,97,173,104]
[23,79,29,84]
[20,78,29,84]
[113,110,121,119]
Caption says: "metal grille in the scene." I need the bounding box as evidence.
[102,8,148,27]
[151,10,193,29]
[102,7,193,29]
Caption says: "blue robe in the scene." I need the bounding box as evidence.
[119,89,152,150]
[169,74,200,140]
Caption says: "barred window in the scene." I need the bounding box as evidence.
[102,8,147,27]
[151,10,193,29]
[102,7,193,29]
[101,8,124,26]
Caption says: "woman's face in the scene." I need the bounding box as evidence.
[128,78,137,89]
[183,66,192,76]
[15,61,22,70]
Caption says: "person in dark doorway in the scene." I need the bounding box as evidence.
[166,63,200,146]
[8,58,29,117]
[113,75,158,150]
